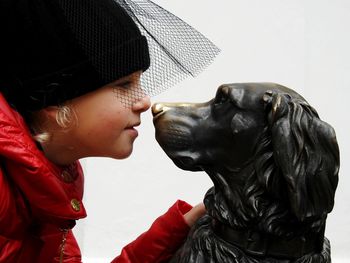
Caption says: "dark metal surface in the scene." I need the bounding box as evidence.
[153,83,339,263]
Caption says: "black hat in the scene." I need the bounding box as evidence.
[0,0,221,112]
[0,0,150,112]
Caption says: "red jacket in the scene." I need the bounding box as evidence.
[0,93,191,262]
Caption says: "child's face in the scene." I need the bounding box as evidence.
[60,70,151,160]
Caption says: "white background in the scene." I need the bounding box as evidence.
[75,0,350,261]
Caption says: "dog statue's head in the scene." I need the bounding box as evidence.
[153,83,303,172]
[153,83,339,233]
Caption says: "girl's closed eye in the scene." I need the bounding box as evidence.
[115,81,133,89]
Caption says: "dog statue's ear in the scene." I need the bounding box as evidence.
[263,91,339,221]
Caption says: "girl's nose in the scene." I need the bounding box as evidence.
[132,95,151,112]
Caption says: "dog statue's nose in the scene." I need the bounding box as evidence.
[152,103,168,117]
[152,103,162,116]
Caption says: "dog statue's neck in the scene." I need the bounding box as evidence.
[203,165,261,229]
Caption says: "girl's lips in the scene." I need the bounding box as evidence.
[125,126,139,137]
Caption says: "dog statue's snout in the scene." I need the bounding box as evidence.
[152,102,195,117]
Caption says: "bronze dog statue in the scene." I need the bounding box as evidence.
[152,83,339,263]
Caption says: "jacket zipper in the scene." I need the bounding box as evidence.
[59,228,69,263]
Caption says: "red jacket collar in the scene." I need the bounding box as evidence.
[0,93,86,222]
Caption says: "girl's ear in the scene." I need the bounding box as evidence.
[30,106,60,136]
[40,105,74,129]
[29,107,59,144]
[41,106,59,120]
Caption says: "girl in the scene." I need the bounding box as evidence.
[0,0,218,262]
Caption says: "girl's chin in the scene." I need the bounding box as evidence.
[110,145,134,159]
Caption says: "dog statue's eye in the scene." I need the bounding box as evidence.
[214,94,229,105]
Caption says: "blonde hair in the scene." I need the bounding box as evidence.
[31,104,77,144]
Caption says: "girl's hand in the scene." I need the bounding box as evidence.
[183,203,206,227]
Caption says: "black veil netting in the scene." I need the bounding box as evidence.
[114,0,220,106]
